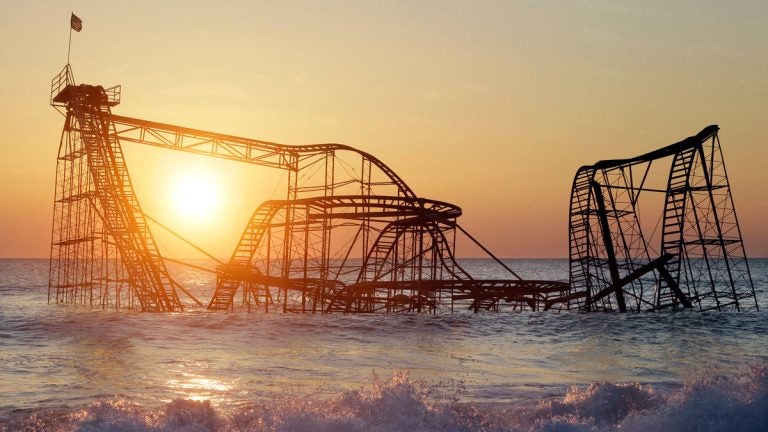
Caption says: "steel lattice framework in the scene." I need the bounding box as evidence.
[48,66,569,313]
[49,68,182,311]
[567,126,758,312]
[48,66,757,313]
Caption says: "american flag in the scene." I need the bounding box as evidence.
[70,13,83,32]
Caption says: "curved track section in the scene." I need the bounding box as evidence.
[210,194,570,313]
[210,195,465,312]
[110,115,417,199]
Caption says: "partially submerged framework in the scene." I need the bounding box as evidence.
[567,126,758,311]
[48,65,758,313]
[48,65,568,313]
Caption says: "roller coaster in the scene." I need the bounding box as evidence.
[567,126,758,311]
[47,65,758,313]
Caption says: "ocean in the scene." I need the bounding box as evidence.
[1,258,766,431]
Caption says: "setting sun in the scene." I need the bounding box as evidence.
[168,169,220,224]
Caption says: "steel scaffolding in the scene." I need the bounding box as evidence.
[48,65,567,313]
[567,126,758,311]
[48,65,757,313]
[49,66,182,311]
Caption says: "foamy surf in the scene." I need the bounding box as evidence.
[2,365,766,432]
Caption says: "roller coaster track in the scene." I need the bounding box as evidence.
[211,195,472,312]
[47,63,551,314]
[567,125,757,311]
[109,115,417,200]
[48,65,756,313]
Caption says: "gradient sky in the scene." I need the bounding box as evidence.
[1,0,767,258]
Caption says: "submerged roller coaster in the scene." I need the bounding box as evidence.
[47,65,758,313]
[567,126,758,312]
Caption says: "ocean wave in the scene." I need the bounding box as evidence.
[2,365,766,432]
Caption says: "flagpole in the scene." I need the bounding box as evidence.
[67,12,73,65]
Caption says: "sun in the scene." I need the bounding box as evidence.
[168,169,220,224]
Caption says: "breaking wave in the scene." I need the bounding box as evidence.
[2,365,766,432]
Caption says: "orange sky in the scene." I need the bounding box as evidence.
[1,1,767,258]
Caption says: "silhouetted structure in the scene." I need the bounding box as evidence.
[49,67,182,311]
[566,126,758,311]
[48,65,568,313]
[48,66,757,313]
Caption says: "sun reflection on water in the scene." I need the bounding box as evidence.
[167,374,233,403]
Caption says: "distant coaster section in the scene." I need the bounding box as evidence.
[48,65,569,313]
[566,126,758,311]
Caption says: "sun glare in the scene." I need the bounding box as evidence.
[169,170,220,224]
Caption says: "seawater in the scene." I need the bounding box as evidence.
[1,258,766,431]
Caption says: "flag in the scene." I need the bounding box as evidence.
[71,13,83,32]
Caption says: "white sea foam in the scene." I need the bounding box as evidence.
[2,365,766,432]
